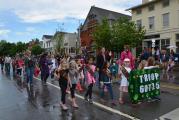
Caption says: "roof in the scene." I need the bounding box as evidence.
[126,0,161,10]
[91,6,131,19]
[42,35,53,39]
[81,6,131,30]
[53,31,77,37]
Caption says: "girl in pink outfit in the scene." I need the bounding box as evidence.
[120,45,135,69]
[84,56,96,104]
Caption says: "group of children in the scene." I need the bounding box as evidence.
[2,52,160,111]
[52,54,135,111]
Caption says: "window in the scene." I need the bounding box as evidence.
[148,16,155,30]
[163,13,169,27]
[70,47,76,53]
[176,42,179,53]
[46,42,48,47]
[136,9,142,15]
[64,43,68,46]
[161,39,170,49]
[136,19,142,29]
[176,34,179,40]
[88,14,96,20]
[163,0,169,7]
[148,4,155,11]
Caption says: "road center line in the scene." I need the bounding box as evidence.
[34,77,139,120]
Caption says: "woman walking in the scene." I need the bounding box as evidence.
[39,53,50,85]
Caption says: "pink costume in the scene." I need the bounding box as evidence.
[120,51,135,69]
[86,65,96,84]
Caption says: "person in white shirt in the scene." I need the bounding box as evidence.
[5,56,11,74]
[118,58,131,104]
[50,55,57,79]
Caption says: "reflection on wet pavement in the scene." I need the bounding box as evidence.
[1,68,179,120]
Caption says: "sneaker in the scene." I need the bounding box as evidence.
[119,99,124,104]
[72,103,79,108]
[152,96,161,101]
[60,102,63,106]
[84,96,88,101]
[61,104,68,111]
[147,97,155,102]
[89,99,93,104]
[111,100,116,105]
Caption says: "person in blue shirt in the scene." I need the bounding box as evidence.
[109,60,118,81]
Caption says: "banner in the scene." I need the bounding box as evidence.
[128,68,160,103]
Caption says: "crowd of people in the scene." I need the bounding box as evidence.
[0,45,177,111]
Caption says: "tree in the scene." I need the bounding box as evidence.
[92,18,112,50]
[0,40,16,56]
[111,17,145,52]
[92,17,146,53]
[0,40,29,56]
[53,32,64,55]
[16,42,28,53]
[31,45,44,56]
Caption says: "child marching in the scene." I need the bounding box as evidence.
[118,58,131,104]
[68,60,79,108]
[84,56,96,104]
[55,60,69,111]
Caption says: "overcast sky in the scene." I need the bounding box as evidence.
[0,0,141,43]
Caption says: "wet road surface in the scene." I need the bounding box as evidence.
[0,69,179,120]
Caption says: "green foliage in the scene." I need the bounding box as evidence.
[31,45,44,56]
[53,32,64,54]
[16,42,28,53]
[0,40,28,56]
[92,17,146,53]
[92,18,112,50]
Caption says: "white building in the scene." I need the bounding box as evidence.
[127,0,179,52]
[42,35,54,53]
[53,32,78,56]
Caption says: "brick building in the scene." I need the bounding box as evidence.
[80,6,131,51]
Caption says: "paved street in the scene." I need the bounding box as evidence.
[1,0,179,120]
[0,68,179,120]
